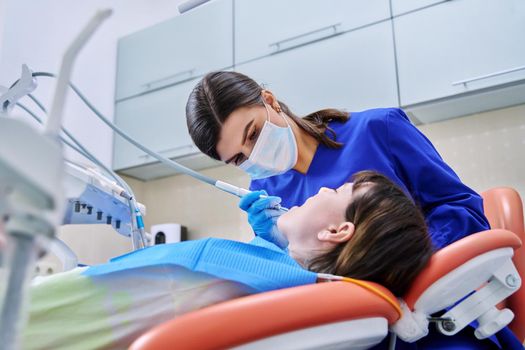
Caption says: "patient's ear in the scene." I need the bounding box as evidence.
[317,222,355,244]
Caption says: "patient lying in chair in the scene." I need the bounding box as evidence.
[22,171,433,350]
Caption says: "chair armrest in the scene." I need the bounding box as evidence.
[404,229,521,310]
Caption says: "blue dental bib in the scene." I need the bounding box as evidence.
[83,237,316,292]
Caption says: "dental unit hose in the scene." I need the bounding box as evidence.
[317,273,403,318]
[31,72,288,212]
[15,101,146,249]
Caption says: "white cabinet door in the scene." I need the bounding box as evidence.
[235,21,398,115]
[391,0,442,16]
[113,79,199,171]
[235,0,390,64]
[115,0,232,100]
[394,0,525,106]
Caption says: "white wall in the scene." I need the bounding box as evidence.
[0,0,184,166]
[0,0,6,62]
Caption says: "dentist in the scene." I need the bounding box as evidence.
[185,71,489,251]
[184,71,525,350]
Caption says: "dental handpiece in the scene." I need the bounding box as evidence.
[215,181,289,212]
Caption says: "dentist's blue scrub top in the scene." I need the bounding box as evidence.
[250,108,523,349]
[250,108,489,249]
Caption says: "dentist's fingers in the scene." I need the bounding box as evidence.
[239,190,267,211]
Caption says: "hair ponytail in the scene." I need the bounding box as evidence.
[279,102,349,149]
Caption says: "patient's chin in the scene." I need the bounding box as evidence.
[276,212,290,234]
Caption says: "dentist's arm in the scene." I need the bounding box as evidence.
[385,108,490,249]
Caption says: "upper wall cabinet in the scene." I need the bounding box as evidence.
[115,0,233,101]
[234,0,390,64]
[390,0,442,16]
[235,22,398,114]
[113,79,199,171]
[394,0,525,107]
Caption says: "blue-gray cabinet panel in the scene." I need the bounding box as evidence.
[235,0,391,64]
[235,22,398,115]
[391,0,443,16]
[395,0,525,106]
[116,0,232,100]
[113,79,199,170]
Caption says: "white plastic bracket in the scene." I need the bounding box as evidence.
[436,258,521,339]
[0,64,37,115]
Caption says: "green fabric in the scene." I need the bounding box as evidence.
[19,266,251,350]
[21,268,127,350]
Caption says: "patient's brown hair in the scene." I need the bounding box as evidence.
[308,171,433,296]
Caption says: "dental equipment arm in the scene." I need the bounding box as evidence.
[0,10,111,348]
[31,72,289,212]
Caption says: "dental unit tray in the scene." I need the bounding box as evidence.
[62,161,145,237]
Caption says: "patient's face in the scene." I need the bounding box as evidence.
[278,183,365,265]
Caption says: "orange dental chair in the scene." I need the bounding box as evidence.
[481,187,525,342]
[130,228,522,350]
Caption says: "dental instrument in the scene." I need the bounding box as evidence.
[3,66,288,213]
[27,71,289,212]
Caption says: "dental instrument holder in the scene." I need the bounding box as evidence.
[62,162,146,237]
[0,64,37,114]
[0,10,111,350]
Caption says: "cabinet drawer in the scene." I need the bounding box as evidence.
[235,21,398,115]
[113,79,199,171]
[115,0,232,100]
[235,0,390,64]
[394,0,525,106]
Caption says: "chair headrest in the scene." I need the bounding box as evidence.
[482,187,524,236]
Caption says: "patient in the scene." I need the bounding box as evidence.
[279,170,433,296]
[21,171,432,350]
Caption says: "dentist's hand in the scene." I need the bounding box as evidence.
[239,190,288,249]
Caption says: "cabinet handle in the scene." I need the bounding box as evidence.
[452,65,525,87]
[269,23,342,53]
[138,145,195,159]
[142,69,195,90]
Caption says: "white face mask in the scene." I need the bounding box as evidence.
[239,103,298,179]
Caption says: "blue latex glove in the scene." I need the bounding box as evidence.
[239,190,289,249]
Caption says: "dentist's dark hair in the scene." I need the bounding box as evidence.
[308,171,433,296]
[186,71,349,160]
